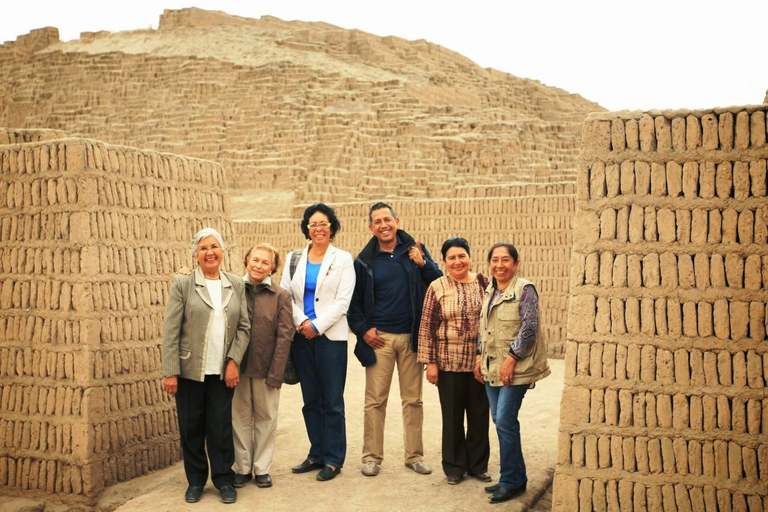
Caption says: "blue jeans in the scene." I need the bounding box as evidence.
[485,383,528,488]
[292,334,348,468]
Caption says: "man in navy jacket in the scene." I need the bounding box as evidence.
[348,202,442,477]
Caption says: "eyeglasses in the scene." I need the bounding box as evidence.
[308,222,331,230]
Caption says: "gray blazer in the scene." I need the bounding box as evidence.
[162,267,251,381]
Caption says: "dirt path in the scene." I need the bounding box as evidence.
[101,344,563,512]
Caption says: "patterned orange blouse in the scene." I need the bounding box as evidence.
[417,273,488,372]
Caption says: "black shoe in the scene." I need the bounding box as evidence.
[255,474,273,488]
[489,483,526,503]
[233,473,251,488]
[484,484,498,494]
[469,471,493,482]
[316,465,340,481]
[292,459,324,474]
[219,485,237,504]
[447,474,463,485]
[185,485,204,503]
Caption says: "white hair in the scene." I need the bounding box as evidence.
[191,227,227,256]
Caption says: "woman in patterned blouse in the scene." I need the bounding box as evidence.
[417,237,491,486]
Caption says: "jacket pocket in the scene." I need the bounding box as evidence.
[179,349,191,360]
[497,306,520,321]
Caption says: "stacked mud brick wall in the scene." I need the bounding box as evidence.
[235,195,573,357]
[0,9,600,211]
[554,106,768,510]
[0,129,237,503]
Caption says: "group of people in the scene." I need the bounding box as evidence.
[161,202,550,505]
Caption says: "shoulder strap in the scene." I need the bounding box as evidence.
[289,250,301,279]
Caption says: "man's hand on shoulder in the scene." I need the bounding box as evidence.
[363,327,386,349]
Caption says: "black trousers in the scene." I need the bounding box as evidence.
[436,370,490,477]
[175,375,235,489]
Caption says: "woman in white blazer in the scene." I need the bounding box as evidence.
[280,203,356,482]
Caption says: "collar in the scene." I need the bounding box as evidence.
[375,234,404,255]
[195,266,231,287]
[243,273,273,291]
[360,229,416,263]
[490,276,519,300]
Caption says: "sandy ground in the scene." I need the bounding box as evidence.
[2,343,563,512]
[108,341,563,512]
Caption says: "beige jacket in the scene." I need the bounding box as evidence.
[162,267,251,381]
[479,276,550,387]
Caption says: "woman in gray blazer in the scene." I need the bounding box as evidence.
[162,228,251,505]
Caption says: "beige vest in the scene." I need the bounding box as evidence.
[479,276,550,387]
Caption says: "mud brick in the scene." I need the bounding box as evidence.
[702,114,719,149]
[598,435,611,468]
[686,440,703,478]
[655,116,672,152]
[579,479,593,511]
[606,163,620,198]
[750,160,767,196]
[620,161,635,194]
[703,395,717,431]
[638,115,656,152]
[719,112,735,150]
[651,162,667,195]
[732,396,746,433]
[735,111,751,149]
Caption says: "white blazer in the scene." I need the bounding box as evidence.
[280,243,356,341]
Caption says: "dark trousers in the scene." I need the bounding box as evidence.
[175,375,236,489]
[292,333,348,468]
[437,370,490,477]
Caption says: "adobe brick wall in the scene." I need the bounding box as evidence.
[0,9,600,211]
[0,130,237,504]
[553,107,768,511]
[236,195,574,357]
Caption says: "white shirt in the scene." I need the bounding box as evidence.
[204,279,226,375]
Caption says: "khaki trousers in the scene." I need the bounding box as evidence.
[232,377,281,476]
[362,331,424,464]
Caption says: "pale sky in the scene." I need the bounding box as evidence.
[2,0,767,112]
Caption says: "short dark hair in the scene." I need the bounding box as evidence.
[368,202,397,224]
[440,237,471,260]
[487,242,519,263]
[301,203,341,240]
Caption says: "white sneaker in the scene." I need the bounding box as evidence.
[405,460,432,475]
[361,461,380,476]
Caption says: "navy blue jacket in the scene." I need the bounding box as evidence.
[348,230,442,366]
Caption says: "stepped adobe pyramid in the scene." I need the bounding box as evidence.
[0,7,603,218]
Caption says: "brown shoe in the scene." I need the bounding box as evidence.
[447,474,463,485]
[254,474,272,488]
[233,474,251,488]
[469,471,493,482]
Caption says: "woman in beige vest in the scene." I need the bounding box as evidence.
[473,242,550,504]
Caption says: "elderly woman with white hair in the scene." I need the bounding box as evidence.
[162,227,251,505]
